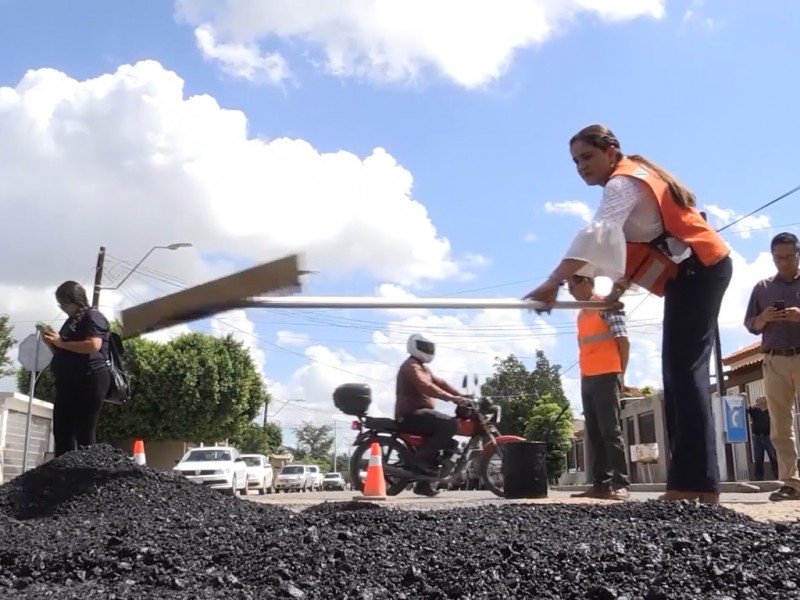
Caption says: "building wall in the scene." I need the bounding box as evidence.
[0,392,55,483]
[619,393,669,484]
[726,374,800,481]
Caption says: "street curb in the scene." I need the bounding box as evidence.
[553,481,778,494]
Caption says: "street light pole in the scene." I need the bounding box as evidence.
[333,419,338,472]
[93,242,193,306]
[263,398,305,425]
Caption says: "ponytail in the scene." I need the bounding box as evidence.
[626,154,696,208]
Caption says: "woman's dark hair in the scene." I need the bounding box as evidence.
[55,281,90,309]
[569,124,696,208]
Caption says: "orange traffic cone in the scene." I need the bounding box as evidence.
[133,440,146,466]
[354,442,387,501]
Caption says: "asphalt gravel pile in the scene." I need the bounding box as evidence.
[1,445,799,600]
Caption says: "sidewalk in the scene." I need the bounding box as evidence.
[554,480,783,494]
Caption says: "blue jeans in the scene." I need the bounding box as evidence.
[662,255,733,493]
[752,434,778,481]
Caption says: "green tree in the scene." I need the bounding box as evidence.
[480,352,569,436]
[230,422,283,455]
[524,399,574,481]
[16,325,267,444]
[0,315,17,379]
[97,331,265,443]
[293,421,334,462]
[16,366,56,401]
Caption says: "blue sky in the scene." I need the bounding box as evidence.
[1,0,799,447]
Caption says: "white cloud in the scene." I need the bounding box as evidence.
[276,330,311,347]
[141,323,193,344]
[544,200,593,224]
[705,204,770,239]
[682,0,716,30]
[524,233,539,243]
[0,60,477,341]
[194,24,291,85]
[175,0,666,88]
[267,292,562,431]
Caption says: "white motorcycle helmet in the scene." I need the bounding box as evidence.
[407,333,436,363]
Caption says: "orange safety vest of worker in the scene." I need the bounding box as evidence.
[576,305,622,378]
[611,157,730,297]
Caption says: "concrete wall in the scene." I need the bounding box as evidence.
[619,393,669,484]
[0,392,55,483]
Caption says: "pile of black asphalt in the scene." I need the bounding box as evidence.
[0,445,797,599]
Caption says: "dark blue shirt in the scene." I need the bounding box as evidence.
[51,308,110,379]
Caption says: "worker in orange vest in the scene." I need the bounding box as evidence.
[567,274,630,501]
[523,124,732,504]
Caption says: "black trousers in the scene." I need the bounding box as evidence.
[581,372,630,489]
[53,368,111,457]
[753,434,779,481]
[662,255,733,493]
[399,408,458,465]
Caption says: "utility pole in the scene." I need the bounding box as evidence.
[91,246,107,308]
[333,419,338,472]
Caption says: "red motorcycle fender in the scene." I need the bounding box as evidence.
[480,435,526,463]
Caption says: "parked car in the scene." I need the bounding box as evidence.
[172,446,248,496]
[322,472,346,491]
[240,454,274,495]
[306,465,324,491]
[275,464,314,493]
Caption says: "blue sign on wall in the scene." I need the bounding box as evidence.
[723,395,748,443]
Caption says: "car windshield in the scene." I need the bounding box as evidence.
[242,457,261,467]
[281,466,305,474]
[324,473,340,479]
[184,449,231,462]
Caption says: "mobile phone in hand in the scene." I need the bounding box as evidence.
[774,300,786,311]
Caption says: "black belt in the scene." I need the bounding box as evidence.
[765,346,800,357]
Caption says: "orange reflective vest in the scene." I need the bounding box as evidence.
[611,157,730,297]
[577,307,622,378]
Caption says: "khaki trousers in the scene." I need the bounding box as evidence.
[762,353,800,489]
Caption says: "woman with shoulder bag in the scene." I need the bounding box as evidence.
[41,281,111,456]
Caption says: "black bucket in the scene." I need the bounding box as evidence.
[502,441,548,499]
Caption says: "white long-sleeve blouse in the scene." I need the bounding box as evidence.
[563,175,691,281]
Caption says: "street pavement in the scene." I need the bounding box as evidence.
[244,488,790,512]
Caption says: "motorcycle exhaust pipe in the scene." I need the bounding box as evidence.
[383,465,442,482]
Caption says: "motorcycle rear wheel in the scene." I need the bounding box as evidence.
[350,437,412,496]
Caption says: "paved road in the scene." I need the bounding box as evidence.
[244,488,781,509]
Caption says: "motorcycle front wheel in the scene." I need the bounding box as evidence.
[350,436,412,496]
[479,439,517,498]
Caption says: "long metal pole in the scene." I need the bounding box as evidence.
[91,246,107,308]
[333,420,337,472]
[238,296,613,311]
[22,331,42,473]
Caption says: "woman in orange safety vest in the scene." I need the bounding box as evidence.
[523,124,732,504]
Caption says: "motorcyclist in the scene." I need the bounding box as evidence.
[395,332,469,497]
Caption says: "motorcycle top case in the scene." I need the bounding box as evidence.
[333,383,372,416]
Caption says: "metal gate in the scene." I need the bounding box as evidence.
[2,409,51,481]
